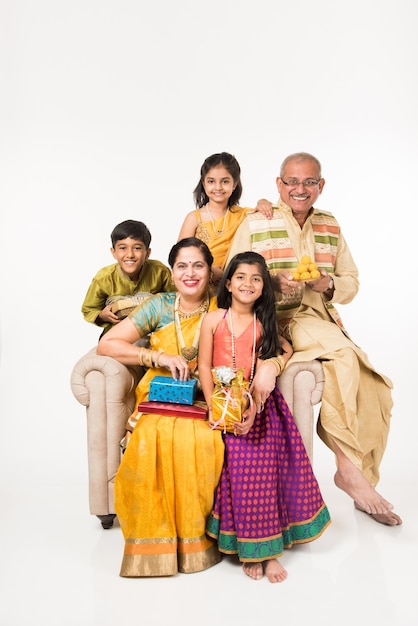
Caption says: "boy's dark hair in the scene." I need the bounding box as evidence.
[217,251,282,359]
[110,220,152,249]
[193,152,243,209]
[168,237,213,269]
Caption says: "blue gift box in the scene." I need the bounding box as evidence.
[149,376,197,405]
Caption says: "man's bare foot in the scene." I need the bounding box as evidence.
[334,465,393,516]
[264,559,288,583]
[331,442,401,524]
[354,502,402,526]
[243,562,263,580]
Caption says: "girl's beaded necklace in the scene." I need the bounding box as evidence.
[228,308,257,383]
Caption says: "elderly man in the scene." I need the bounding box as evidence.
[227,152,401,526]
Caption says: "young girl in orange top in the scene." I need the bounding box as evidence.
[198,251,331,582]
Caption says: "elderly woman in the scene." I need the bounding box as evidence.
[97,238,224,577]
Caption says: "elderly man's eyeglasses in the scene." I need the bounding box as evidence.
[281,178,321,188]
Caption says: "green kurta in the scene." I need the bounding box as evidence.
[81,260,174,333]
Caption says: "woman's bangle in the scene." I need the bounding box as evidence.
[144,349,153,368]
[154,350,164,367]
[265,355,285,377]
[137,347,145,366]
[138,348,154,368]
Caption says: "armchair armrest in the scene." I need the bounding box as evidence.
[70,347,140,411]
[70,348,142,516]
[277,360,325,462]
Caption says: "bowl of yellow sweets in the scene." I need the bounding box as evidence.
[291,255,321,281]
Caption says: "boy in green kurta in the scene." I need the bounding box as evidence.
[82,220,174,337]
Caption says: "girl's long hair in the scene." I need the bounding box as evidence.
[217,252,282,358]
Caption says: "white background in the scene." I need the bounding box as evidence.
[1,0,416,518]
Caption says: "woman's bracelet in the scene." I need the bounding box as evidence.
[144,349,153,368]
[137,347,145,366]
[265,355,286,377]
[137,348,154,368]
[152,350,164,367]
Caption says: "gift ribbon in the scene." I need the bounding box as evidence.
[211,387,253,434]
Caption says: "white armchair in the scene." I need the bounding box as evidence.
[70,349,324,528]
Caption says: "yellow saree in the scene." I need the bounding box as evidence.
[114,293,224,577]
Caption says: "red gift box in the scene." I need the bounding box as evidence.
[138,401,207,419]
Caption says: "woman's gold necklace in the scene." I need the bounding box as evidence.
[174,293,209,364]
[205,204,229,236]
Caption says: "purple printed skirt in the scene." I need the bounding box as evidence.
[206,387,331,561]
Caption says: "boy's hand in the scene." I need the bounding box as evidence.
[98,304,121,325]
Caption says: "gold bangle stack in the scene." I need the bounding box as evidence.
[138,348,165,368]
[266,355,286,377]
[137,347,153,368]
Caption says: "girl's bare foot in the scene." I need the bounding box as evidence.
[243,562,263,580]
[264,559,288,583]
